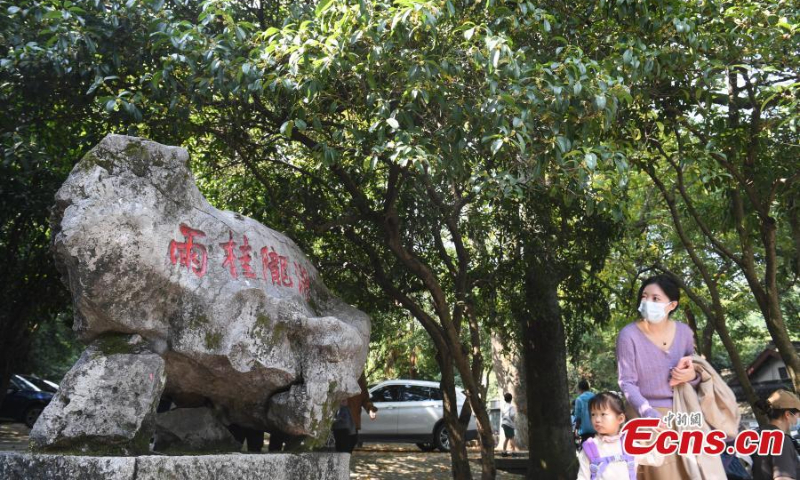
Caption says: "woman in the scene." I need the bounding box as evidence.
[616,274,699,479]
[752,389,800,480]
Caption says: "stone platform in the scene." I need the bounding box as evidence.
[0,452,349,480]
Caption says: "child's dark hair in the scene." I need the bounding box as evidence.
[504,392,513,403]
[754,399,800,420]
[589,391,626,417]
[638,274,681,317]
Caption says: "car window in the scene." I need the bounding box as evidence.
[12,375,40,392]
[371,385,400,402]
[400,385,434,402]
[428,387,443,401]
[23,376,57,393]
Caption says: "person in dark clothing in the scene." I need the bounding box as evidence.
[333,373,377,453]
[752,389,800,480]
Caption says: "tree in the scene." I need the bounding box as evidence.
[0,0,204,405]
[603,0,800,393]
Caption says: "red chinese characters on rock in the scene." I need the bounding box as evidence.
[168,224,312,299]
[168,224,208,278]
[239,236,257,279]
[295,262,311,298]
[261,246,293,288]
[220,232,239,279]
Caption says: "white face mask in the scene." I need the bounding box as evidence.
[638,300,671,323]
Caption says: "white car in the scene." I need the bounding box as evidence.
[358,379,479,452]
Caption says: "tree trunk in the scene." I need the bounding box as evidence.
[724,72,800,394]
[522,255,578,480]
[735,209,800,393]
[760,221,800,393]
[709,309,769,425]
[457,380,497,480]
[447,330,497,479]
[438,351,473,480]
[491,333,528,449]
[789,197,800,278]
[0,361,12,409]
[683,307,713,359]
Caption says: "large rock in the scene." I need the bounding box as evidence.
[153,408,240,453]
[49,134,370,442]
[30,335,166,455]
[0,452,350,480]
[135,453,350,479]
[0,453,135,480]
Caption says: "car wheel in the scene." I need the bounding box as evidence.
[433,423,450,452]
[416,442,435,452]
[24,406,43,428]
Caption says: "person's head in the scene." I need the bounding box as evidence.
[755,389,800,433]
[589,391,626,436]
[578,379,590,393]
[637,275,680,324]
[504,392,513,403]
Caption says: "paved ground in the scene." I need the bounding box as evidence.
[1,421,524,479]
[351,444,523,479]
[0,422,29,452]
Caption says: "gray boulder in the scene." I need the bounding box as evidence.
[30,335,166,455]
[48,134,370,445]
[0,452,351,480]
[153,408,240,453]
[0,453,135,480]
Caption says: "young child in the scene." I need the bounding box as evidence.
[577,391,663,480]
[501,392,517,457]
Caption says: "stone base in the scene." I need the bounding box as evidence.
[0,452,350,480]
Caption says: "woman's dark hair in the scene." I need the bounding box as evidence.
[589,391,626,417]
[638,274,681,316]
[504,392,513,403]
[754,399,800,420]
[578,379,590,392]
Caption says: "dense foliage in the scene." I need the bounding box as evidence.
[1,0,796,478]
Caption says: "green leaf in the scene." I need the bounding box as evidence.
[491,138,504,155]
[491,49,500,69]
[555,136,570,153]
[315,0,335,17]
[584,152,597,170]
[595,95,606,109]
[280,120,294,137]
[623,49,633,64]
[386,118,399,129]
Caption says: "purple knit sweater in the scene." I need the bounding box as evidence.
[616,321,699,419]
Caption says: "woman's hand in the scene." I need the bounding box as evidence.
[670,366,697,386]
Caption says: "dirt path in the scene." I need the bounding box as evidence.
[351,444,524,479]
